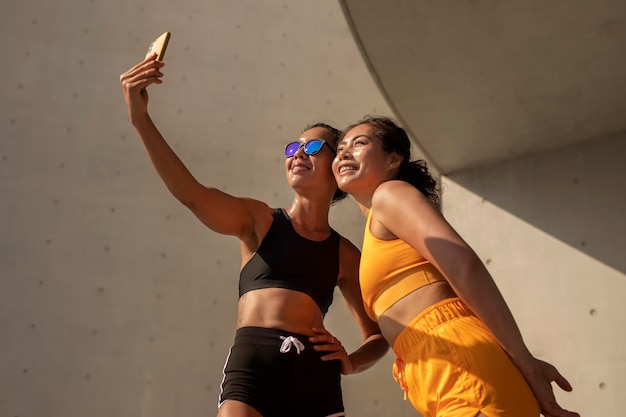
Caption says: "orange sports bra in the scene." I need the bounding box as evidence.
[360,209,446,321]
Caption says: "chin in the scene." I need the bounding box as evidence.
[337,180,355,194]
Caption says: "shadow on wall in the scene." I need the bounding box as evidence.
[448,131,626,274]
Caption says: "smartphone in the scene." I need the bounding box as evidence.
[145,31,171,61]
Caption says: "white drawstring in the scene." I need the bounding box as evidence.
[279,336,305,354]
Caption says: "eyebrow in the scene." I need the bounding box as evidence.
[338,134,371,145]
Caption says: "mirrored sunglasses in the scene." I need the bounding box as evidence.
[285,139,332,158]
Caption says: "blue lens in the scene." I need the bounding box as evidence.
[285,142,301,157]
[285,139,326,157]
[303,139,324,155]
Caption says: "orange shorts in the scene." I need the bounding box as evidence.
[392,298,540,417]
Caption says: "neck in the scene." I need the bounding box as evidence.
[349,190,373,218]
[356,201,370,218]
[285,196,332,233]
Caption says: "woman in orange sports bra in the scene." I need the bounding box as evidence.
[332,115,579,417]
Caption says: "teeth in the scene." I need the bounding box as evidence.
[340,166,356,173]
[292,165,309,172]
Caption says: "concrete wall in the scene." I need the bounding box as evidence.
[442,132,626,415]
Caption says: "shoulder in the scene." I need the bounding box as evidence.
[373,179,419,198]
[372,180,429,211]
[241,198,274,220]
[370,180,440,239]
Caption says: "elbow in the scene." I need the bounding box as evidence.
[176,194,196,209]
[168,183,203,210]
[348,335,390,374]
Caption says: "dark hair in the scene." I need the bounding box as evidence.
[343,115,440,207]
[302,122,347,204]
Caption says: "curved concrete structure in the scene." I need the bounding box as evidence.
[342,0,626,174]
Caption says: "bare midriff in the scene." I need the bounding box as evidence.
[236,287,325,336]
[377,280,458,347]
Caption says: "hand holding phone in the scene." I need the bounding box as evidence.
[145,31,171,61]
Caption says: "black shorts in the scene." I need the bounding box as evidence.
[218,326,345,417]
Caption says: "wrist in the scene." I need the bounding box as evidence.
[130,112,152,128]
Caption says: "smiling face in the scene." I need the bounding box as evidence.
[285,126,338,199]
[332,123,401,205]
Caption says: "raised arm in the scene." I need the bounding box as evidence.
[119,55,266,240]
[372,180,578,417]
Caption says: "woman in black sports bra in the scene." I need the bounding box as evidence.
[120,55,388,417]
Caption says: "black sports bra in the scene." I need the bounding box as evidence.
[238,209,340,316]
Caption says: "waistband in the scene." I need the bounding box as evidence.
[369,262,444,320]
[234,326,314,348]
[365,262,445,321]
[393,297,476,353]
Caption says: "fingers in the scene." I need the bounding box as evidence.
[128,52,161,73]
[521,359,577,417]
[539,378,577,417]
[553,372,573,392]
[309,328,354,375]
[310,328,340,346]
[537,390,580,417]
[120,57,163,81]
[119,56,166,120]
[542,405,580,417]
[120,58,165,91]
[310,328,344,356]
[316,344,347,362]
[534,367,578,417]
[120,67,164,90]
[536,359,575,394]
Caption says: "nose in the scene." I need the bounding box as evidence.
[336,146,351,159]
[292,143,308,159]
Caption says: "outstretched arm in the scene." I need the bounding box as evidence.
[119,55,267,241]
[373,180,579,417]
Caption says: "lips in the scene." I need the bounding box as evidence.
[291,163,310,172]
[336,163,357,174]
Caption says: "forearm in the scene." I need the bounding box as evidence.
[450,260,534,368]
[347,333,389,374]
[131,113,202,204]
[458,271,581,416]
